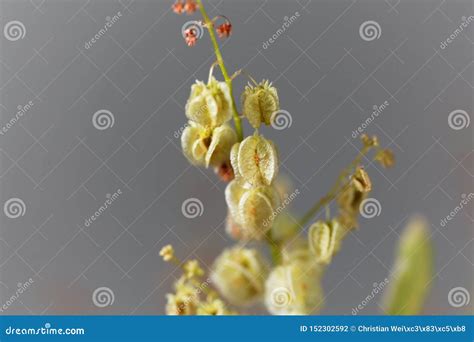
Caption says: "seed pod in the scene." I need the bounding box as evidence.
[205,125,237,167]
[185,77,232,127]
[225,179,247,226]
[181,123,236,167]
[181,122,210,165]
[237,135,279,186]
[352,167,372,193]
[238,185,280,240]
[264,261,323,315]
[308,220,342,264]
[241,80,279,128]
[211,246,269,306]
[230,142,241,178]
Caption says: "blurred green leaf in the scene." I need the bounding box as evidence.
[382,216,433,315]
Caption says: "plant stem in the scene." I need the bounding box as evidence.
[266,231,281,265]
[292,146,372,231]
[197,0,243,141]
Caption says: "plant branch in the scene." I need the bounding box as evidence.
[293,146,372,230]
[197,0,243,141]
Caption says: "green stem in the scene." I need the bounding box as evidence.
[197,0,243,141]
[292,146,372,231]
[266,231,281,265]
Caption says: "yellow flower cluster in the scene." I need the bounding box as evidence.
[162,254,236,315]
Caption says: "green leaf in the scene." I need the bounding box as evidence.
[382,216,433,315]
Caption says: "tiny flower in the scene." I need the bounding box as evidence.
[197,298,234,315]
[211,246,269,306]
[184,28,199,46]
[375,149,395,168]
[216,22,232,38]
[160,244,175,262]
[181,123,237,167]
[361,134,379,148]
[352,167,372,193]
[241,80,280,129]
[172,1,185,15]
[184,0,198,14]
[308,219,342,264]
[264,261,323,315]
[183,260,204,279]
[186,77,233,127]
[236,134,279,186]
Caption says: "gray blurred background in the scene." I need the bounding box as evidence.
[0,0,472,315]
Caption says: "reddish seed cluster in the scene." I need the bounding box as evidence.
[173,1,232,46]
[184,27,199,47]
[216,22,232,38]
[173,0,198,15]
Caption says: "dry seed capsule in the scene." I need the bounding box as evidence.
[308,219,342,264]
[241,80,279,128]
[210,246,268,306]
[264,261,323,315]
[185,77,233,127]
[237,134,279,186]
[238,185,280,240]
